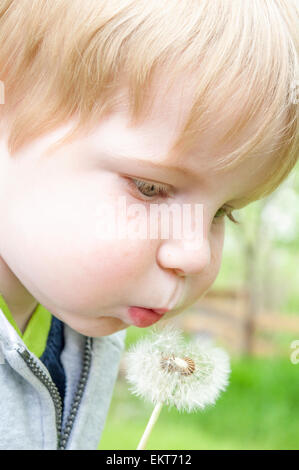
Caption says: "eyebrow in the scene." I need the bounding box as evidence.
[102,152,197,179]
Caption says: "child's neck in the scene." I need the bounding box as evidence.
[0,256,38,334]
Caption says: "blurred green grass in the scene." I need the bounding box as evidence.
[99,327,299,450]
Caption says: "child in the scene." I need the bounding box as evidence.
[0,0,297,450]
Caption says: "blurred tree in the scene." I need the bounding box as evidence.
[237,199,269,355]
[230,162,299,355]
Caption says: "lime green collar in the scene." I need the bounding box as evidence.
[0,294,52,358]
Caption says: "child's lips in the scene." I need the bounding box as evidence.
[127,306,169,327]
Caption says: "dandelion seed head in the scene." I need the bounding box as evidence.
[124,323,231,413]
[160,354,196,376]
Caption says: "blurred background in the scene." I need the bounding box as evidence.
[99,161,299,450]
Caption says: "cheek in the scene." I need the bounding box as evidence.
[192,222,225,297]
[210,222,226,274]
[4,173,152,313]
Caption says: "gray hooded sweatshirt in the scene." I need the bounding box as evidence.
[0,307,126,450]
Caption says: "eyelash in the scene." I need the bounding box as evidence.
[214,206,239,224]
[126,177,239,224]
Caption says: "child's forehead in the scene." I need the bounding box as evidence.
[108,70,280,184]
[119,67,278,159]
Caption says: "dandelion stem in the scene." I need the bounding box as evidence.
[136,401,163,450]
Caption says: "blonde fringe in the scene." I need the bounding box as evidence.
[0,0,298,203]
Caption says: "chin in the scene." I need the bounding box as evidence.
[69,316,128,338]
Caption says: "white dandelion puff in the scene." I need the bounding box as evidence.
[124,323,231,449]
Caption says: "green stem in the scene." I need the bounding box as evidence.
[136,401,163,450]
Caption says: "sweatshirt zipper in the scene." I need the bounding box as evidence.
[17,336,92,450]
[58,336,92,449]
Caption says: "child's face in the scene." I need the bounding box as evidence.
[0,76,277,337]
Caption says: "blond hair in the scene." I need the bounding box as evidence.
[0,0,298,204]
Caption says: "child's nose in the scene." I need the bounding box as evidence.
[156,238,211,276]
